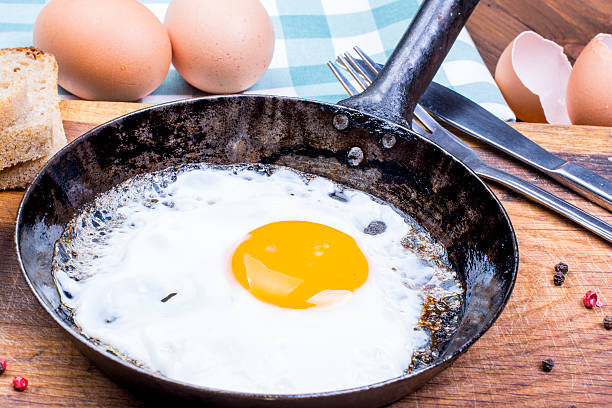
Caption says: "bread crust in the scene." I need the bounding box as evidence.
[0,47,65,188]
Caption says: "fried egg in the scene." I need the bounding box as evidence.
[53,165,461,394]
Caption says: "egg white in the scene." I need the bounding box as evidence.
[54,165,437,394]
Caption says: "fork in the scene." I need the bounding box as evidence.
[328,48,612,243]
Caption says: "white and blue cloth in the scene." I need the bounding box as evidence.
[0,0,514,120]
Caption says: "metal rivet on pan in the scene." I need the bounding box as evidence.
[347,147,364,166]
[332,113,350,131]
[381,134,396,149]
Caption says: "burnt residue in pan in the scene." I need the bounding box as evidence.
[401,230,463,370]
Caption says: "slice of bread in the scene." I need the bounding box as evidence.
[0,47,59,171]
[0,74,27,129]
[0,104,66,190]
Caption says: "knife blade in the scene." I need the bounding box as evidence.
[363,60,612,212]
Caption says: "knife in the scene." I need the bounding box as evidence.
[362,59,612,212]
[420,82,612,212]
[410,104,612,244]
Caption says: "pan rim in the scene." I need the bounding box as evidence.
[14,94,519,401]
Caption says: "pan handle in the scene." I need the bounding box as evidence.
[338,0,479,127]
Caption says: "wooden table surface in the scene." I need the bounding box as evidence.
[1,2,612,407]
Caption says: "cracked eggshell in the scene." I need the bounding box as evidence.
[165,0,275,94]
[566,33,612,127]
[34,0,171,101]
[495,31,572,124]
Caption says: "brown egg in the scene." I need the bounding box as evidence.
[566,34,612,127]
[165,0,275,94]
[34,0,171,101]
[495,31,571,124]
[495,34,546,123]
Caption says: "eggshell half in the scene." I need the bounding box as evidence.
[34,0,171,101]
[495,31,572,124]
[566,33,612,127]
[165,0,275,94]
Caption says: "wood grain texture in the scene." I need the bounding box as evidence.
[1,101,610,407]
[467,0,612,73]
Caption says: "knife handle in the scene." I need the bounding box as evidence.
[479,165,612,244]
[548,162,612,212]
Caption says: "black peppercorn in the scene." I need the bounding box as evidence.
[541,358,554,372]
[553,271,565,286]
[555,262,569,275]
[604,316,612,330]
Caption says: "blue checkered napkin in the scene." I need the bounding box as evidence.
[0,0,514,121]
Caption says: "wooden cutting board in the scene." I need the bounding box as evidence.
[1,100,611,407]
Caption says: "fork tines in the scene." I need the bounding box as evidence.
[328,47,380,96]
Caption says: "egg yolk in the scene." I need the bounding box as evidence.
[231,221,369,309]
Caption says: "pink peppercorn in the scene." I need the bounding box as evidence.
[583,290,603,309]
[12,376,28,392]
[0,359,6,375]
